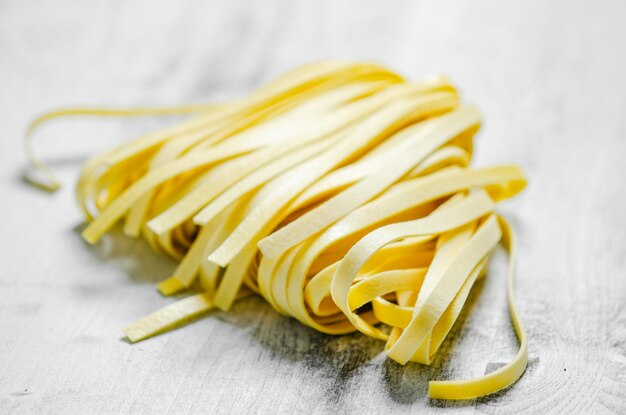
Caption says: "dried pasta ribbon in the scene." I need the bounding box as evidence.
[24,104,217,191]
[26,60,528,400]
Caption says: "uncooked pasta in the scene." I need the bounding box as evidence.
[26,61,528,400]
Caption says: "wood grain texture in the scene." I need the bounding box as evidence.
[1,0,625,413]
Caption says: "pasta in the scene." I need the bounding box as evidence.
[26,60,528,400]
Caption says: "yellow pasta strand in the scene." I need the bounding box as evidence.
[24,104,217,192]
[26,60,528,401]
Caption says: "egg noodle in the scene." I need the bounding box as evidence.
[26,61,528,400]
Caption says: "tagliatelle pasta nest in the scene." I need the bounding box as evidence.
[27,60,528,400]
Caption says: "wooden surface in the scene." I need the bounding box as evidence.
[1,1,625,413]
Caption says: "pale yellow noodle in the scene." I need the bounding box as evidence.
[25,60,528,400]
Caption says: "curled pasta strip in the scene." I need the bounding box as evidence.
[27,60,528,400]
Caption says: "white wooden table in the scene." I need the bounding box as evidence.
[1,1,625,413]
